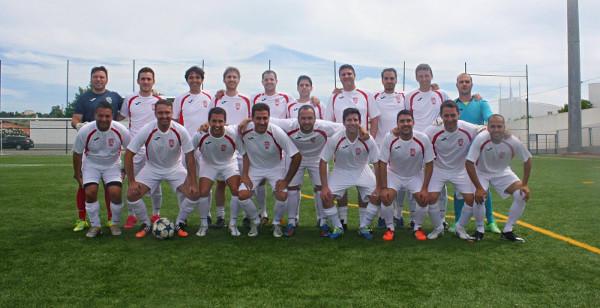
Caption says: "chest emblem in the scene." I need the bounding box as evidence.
[235,102,241,110]
[352,97,359,104]
[410,148,416,157]
[221,144,227,152]
[169,139,175,148]
[458,138,464,146]
[108,138,115,147]
[355,147,362,155]
[264,141,270,150]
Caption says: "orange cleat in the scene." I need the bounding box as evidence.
[382,228,395,241]
[414,228,427,241]
[135,224,151,238]
[176,223,188,238]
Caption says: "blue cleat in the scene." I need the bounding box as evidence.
[394,217,404,229]
[285,224,296,237]
[328,227,344,239]
[319,224,330,237]
[377,217,386,229]
[358,227,373,240]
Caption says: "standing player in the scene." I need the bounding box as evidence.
[286,75,323,119]
[119,67,163,229]
[424,101,480,240]
[465,114,532,241]
[450,73,500,234]
[320,108,380,239]
[71,66,123,232]
[379,110,434,241]
[237,103,302,237]
[72,101,130,237]
[124,99,199,238]
[172,66,212,137]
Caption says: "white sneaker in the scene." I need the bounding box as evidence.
[196,226,208,237]
[229,224,241,237]
[248,222,259,237]
[85,226,102,238]
[272,224,283,238]
[455,225,474,241]
[427,225,444,240]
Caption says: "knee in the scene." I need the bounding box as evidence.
[275,191,287,201]
[238,189,252,201]
[84,186,98,202]
[463,194,474,206]
[368,195,379,205]
[199,187,211,198]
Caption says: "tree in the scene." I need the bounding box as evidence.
[64,86,91,118]
[558,99,593,113]
[49,105,65,118]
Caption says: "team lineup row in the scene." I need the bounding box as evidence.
[71,63,531,242]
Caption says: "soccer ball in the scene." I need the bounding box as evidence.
[152,217,175,240]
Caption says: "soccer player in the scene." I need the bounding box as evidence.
[465,114,532,242]
[237,103,302,237]
[172,66,212,137]
[286,75,324,119]
[124,99,199,238]
[424,100,480,240]
[72,101,130,237]
[379,110,434,241]
[450,73,501,234]
[70,66,123,232]
[119,67,163,229]
[320,108,380,239]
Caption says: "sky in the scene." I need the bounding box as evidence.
[1,0,599,114]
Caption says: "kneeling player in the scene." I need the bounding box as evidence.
[124,99,199,238]
[465,114,532,242]
[379,110,434,241]
[72,101,130,237]
[320,108,381,239]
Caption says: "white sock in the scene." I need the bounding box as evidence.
[295,191,301,223]
[151,186,162,216]
[323,207,342,229]
[287,190,300,226]
[176,196,198,225]
[414,205,428,231]
[216,206,225,219]
[273,199,287,226]
[457,204,473,228]
[408,194,417,222]
[129,199,150,225]
[395,189,405,218]
[473,202,485,233]
[229,196,239,226]
[239,198,259,224]
[256,185,267,217]
[360,203,379,229]
[85,201,101,227]
[198,196,210,227]
[439,186,447,222]
[314,191,323,221]
[381,203,395,231]
[428,201,443,229]
[110,202,123,225]
[338,206,348,223]
[358,207,367,227]
[503,190,526,233]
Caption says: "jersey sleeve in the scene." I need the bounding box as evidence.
[74,94,86,115]
[316,119,344,136]
[273,126,299,157]
[172,96,182,121]
[120,125,131,148]
[422,135,435,163]
[119,96,130,118]
[512,136,532,162]
[179,128,194,154]
[480,100,493,123]
[127,124,148,153]
[367,138,380,164]
[367,93,381,119]
[325,95,336,122]
[320,136,336,162]
[466,134,483,163]
[269,117,295,132]
[441,90,450,101]
[379,134,392,163]
[191,131,203,149]
[72,129,86,154]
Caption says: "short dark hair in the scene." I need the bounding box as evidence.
[155,98,172,109]
[262,70,277,80]
[440,100,459,115]
[415,63,433,77]
[95,100,113,113]
[381,68,397,78]
[396,109,413,122]
[488,114,505,123]
[297,75,312,86]
[338,64,355,76]
[223,67,240,80]
[91,66,108,77]
[138,67,155,80]
[252,103,270,117]
[297,105,316,118]
[208,107,227,122]
[185,66,205,80]
[342,107,361,123]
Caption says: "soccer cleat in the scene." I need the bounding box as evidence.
[319,224,330,237]
[272,225,283,238]
[229,224,241,237]
[135,223,151,238]
[175,223,189,238]
[109,225,122,236]
[248,222,259,237]
[260,216,270,226]
[341,220,348,231]
[409,220,415,230]
[427,225,445,240]
[85,226,102,238]
[394,217,404,229]
[486,222,502,234]
[124,215,137,229]
[73,219,89,232]
[442,221,449,231]
[382,228,395,241]
[328,227,344,239]
[448,223,457,233]
[414,228,427,241]
[501,231,525,242]
[213,217,226,228]
[358,227,373,240]
[242,217,251,228]
[196,226,208,237]
[472,231,485,241]
[150,214,161,224]
[206,216,212,226]
[285,224,296,237]
[105,220,113,228]
[377,217,386,229]
[455,225,474,241]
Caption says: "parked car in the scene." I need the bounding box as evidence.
[1,135,34,150]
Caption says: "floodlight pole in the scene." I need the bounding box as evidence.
[402,61,406,91]
[334,60,337,89]
[0,59,3,155]
[268,59,271,70]
[464,62,467,73]
[567,0,582,152]
[526,64,530,151]
[132,59,136,92]
[66,60,70,110]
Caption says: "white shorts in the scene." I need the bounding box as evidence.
[387,170,422,194]
[239,166,286,193]
[199,160,239,182]
[328,167,376,203]
[136,166,187,194]
[82,163,122,186]
[428,168,475,194]
[477,169,520,199]
[290,161,321,187]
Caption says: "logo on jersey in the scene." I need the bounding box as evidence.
[431,97,436,104]
[108,138,115,147]
[154,136,161,141]
[458,138,464,146]
[264,141,270,150]
[169,139,175,148]
[235,102,241,110]
[93,137,100,141]
[106,97,113,104]
[395,94,402,103]
[203,100,208,108]
[355,147,362,155]
[221,144,227,152]
[352,97,359,104]
[310,137,316,143]
[135,101,142,105]
[410,148,416,157]
[275,98,280,106]
[499,152,506,159]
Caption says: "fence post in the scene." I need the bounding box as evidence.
[0,119,3,155]
[65,120,68,155]
[535,134,539,155]
[589,127,592,146]
[555,132,559,154]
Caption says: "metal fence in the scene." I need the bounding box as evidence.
[1,118,75,155]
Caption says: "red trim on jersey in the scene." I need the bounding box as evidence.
[127,95,139,128]
[253,93,263,105]
[178,94,192,125]
[389,136,400,159]
[224,134,236,150]
[279,93,290,103]
[476,139,492,166]
[169,127,182,145]
[458,128,473,142]
[359,139,370,153]
[413,136,425,159]
[374,92,381,100]
[202,91,212,100]
[408,91,420,114]
[213,97,220,108]
[502,140,515,158]
[356,89,370,131]
[110,127,123,144]
[287,102,297,118]
[197,133,210,150]
[431,129,445,156]
[241,128,254,144]
[287,128,300,136]
[144,128,159,160]
[265,130,283,160]
[84,128,98,154]
[239,95,251,117]
[314,129,328,140]
[331,92,340,122]
[334,136,347,153]
[315,104,323,119]
[433,90,444,104]
[152,95,161,100]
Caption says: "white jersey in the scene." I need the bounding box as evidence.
[192,126,240,168]
[269,118,343,164]
[286,100,324,119]
[325,88,380,131]
[73,121,130,168]
[251,92,292,119]
[379,130,434,178]
[127,120,194,172]
[425,120,479,171]
[321,129,379,174]
[239,122,299,170]
[120,93,161,137]
[172,90,212,136]
[467,131,532,174]
[374,91,405,145]
[404,89,449,132]
[213,93,251,125]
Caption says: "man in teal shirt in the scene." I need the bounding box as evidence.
[451,73,501,233]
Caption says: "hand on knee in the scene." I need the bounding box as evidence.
[238,190,252,200]
[275,191,287,201]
